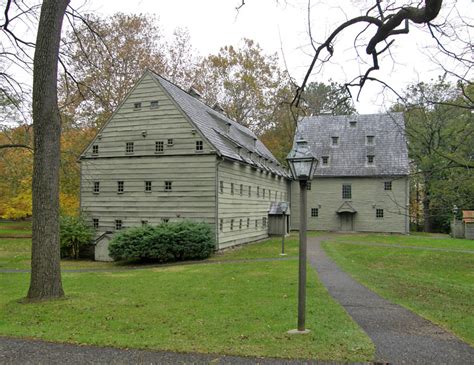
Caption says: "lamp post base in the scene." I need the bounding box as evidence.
[287,329,310,335]
[280,253,287,256]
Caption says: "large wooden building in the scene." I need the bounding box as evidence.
[290,114,410,234]
[79,70,289,259]
[80,71,409,260]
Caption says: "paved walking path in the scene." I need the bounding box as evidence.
[307,236,474,365]
[0,336,359,365]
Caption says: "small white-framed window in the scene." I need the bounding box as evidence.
[247,218,250,228]
[331,136,339,146]
[133,102,141,110]
[306,182,311,190]
[155,141,164,153]
[141,220,149,226]
[93,181,100,194]
[230,219,234,230]
[239,219,242,229]
[376,208,384,219]
[263,189,266,199]
[93,218,99,229]
[220,181,224,193]
[366,135,375,145]
[384,181,392,191]
[150,100,159,108]
[125,142,134,154]
[117,181,124,193]
[219,219,223,231]
[240,184,243,196]
[322,156,329,166]
[115,219,123,230]
[165,181,172,191]
[167,138,174,147]
[145,181,152,192]
[255,219,258,229]
[92,144,99,155]
[257,186,260,197]
[311,208,319,217]
[350,120,357,127]
[248,186,251,197]
[230,183,234,195]
[262,217,267,228]
[162,218,170,223]
[367,155,375,165]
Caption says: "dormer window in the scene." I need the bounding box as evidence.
[350,121,357,127]
[196,140,203,152]
[366,135,375,145]
[322,156,329,165]
[126,142,134,154]
[133,102,141,110]
[331,136,339,146]
[92,144,98,155]
[367,155,375,165]
[150,100,159,108]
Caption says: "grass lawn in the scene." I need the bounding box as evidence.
[0,221,32,237]
[0,224,374,361]
[323,235,474,346]
[330,232,474,251]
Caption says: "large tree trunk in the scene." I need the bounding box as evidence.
[27,0,70,300]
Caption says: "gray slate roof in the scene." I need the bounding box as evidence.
[151,72,289,177]
[297,113,409,177]
[268,201,290,215]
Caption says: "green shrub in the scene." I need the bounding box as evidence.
[60,215,94,259]
[109,221,215,262]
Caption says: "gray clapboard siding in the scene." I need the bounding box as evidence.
[217,159,289,247]
[290,176,408,233]
[82,73,212,159]
[81,154,217,236]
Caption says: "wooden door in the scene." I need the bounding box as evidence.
[340,213,353,231]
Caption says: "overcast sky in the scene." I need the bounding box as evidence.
[56,0,474,113]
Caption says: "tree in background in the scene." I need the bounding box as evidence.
[302,81,356,116]
[60,13,166,129]
[398,79,473,232]
[198,39,288,135]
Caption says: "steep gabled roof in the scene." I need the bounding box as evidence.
[297,113,409,177]
[150,71,289,177]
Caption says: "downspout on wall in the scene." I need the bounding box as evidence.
[215,157,223,249]
[405,176,410,234]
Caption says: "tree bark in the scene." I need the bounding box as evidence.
[27,0,69,300]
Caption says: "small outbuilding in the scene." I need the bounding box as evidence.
[462,210,474,240]
[268,202,290,236]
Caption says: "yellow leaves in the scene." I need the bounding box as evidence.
[0,126,96,219]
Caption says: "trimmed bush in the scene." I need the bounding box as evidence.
[108,221,215,262]
[60,215,94,259]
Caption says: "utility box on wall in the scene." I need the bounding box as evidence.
[268,202,290,236]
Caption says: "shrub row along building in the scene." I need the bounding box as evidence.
[79,70,409,260]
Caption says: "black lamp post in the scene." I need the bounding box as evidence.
[286,136,318,334]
